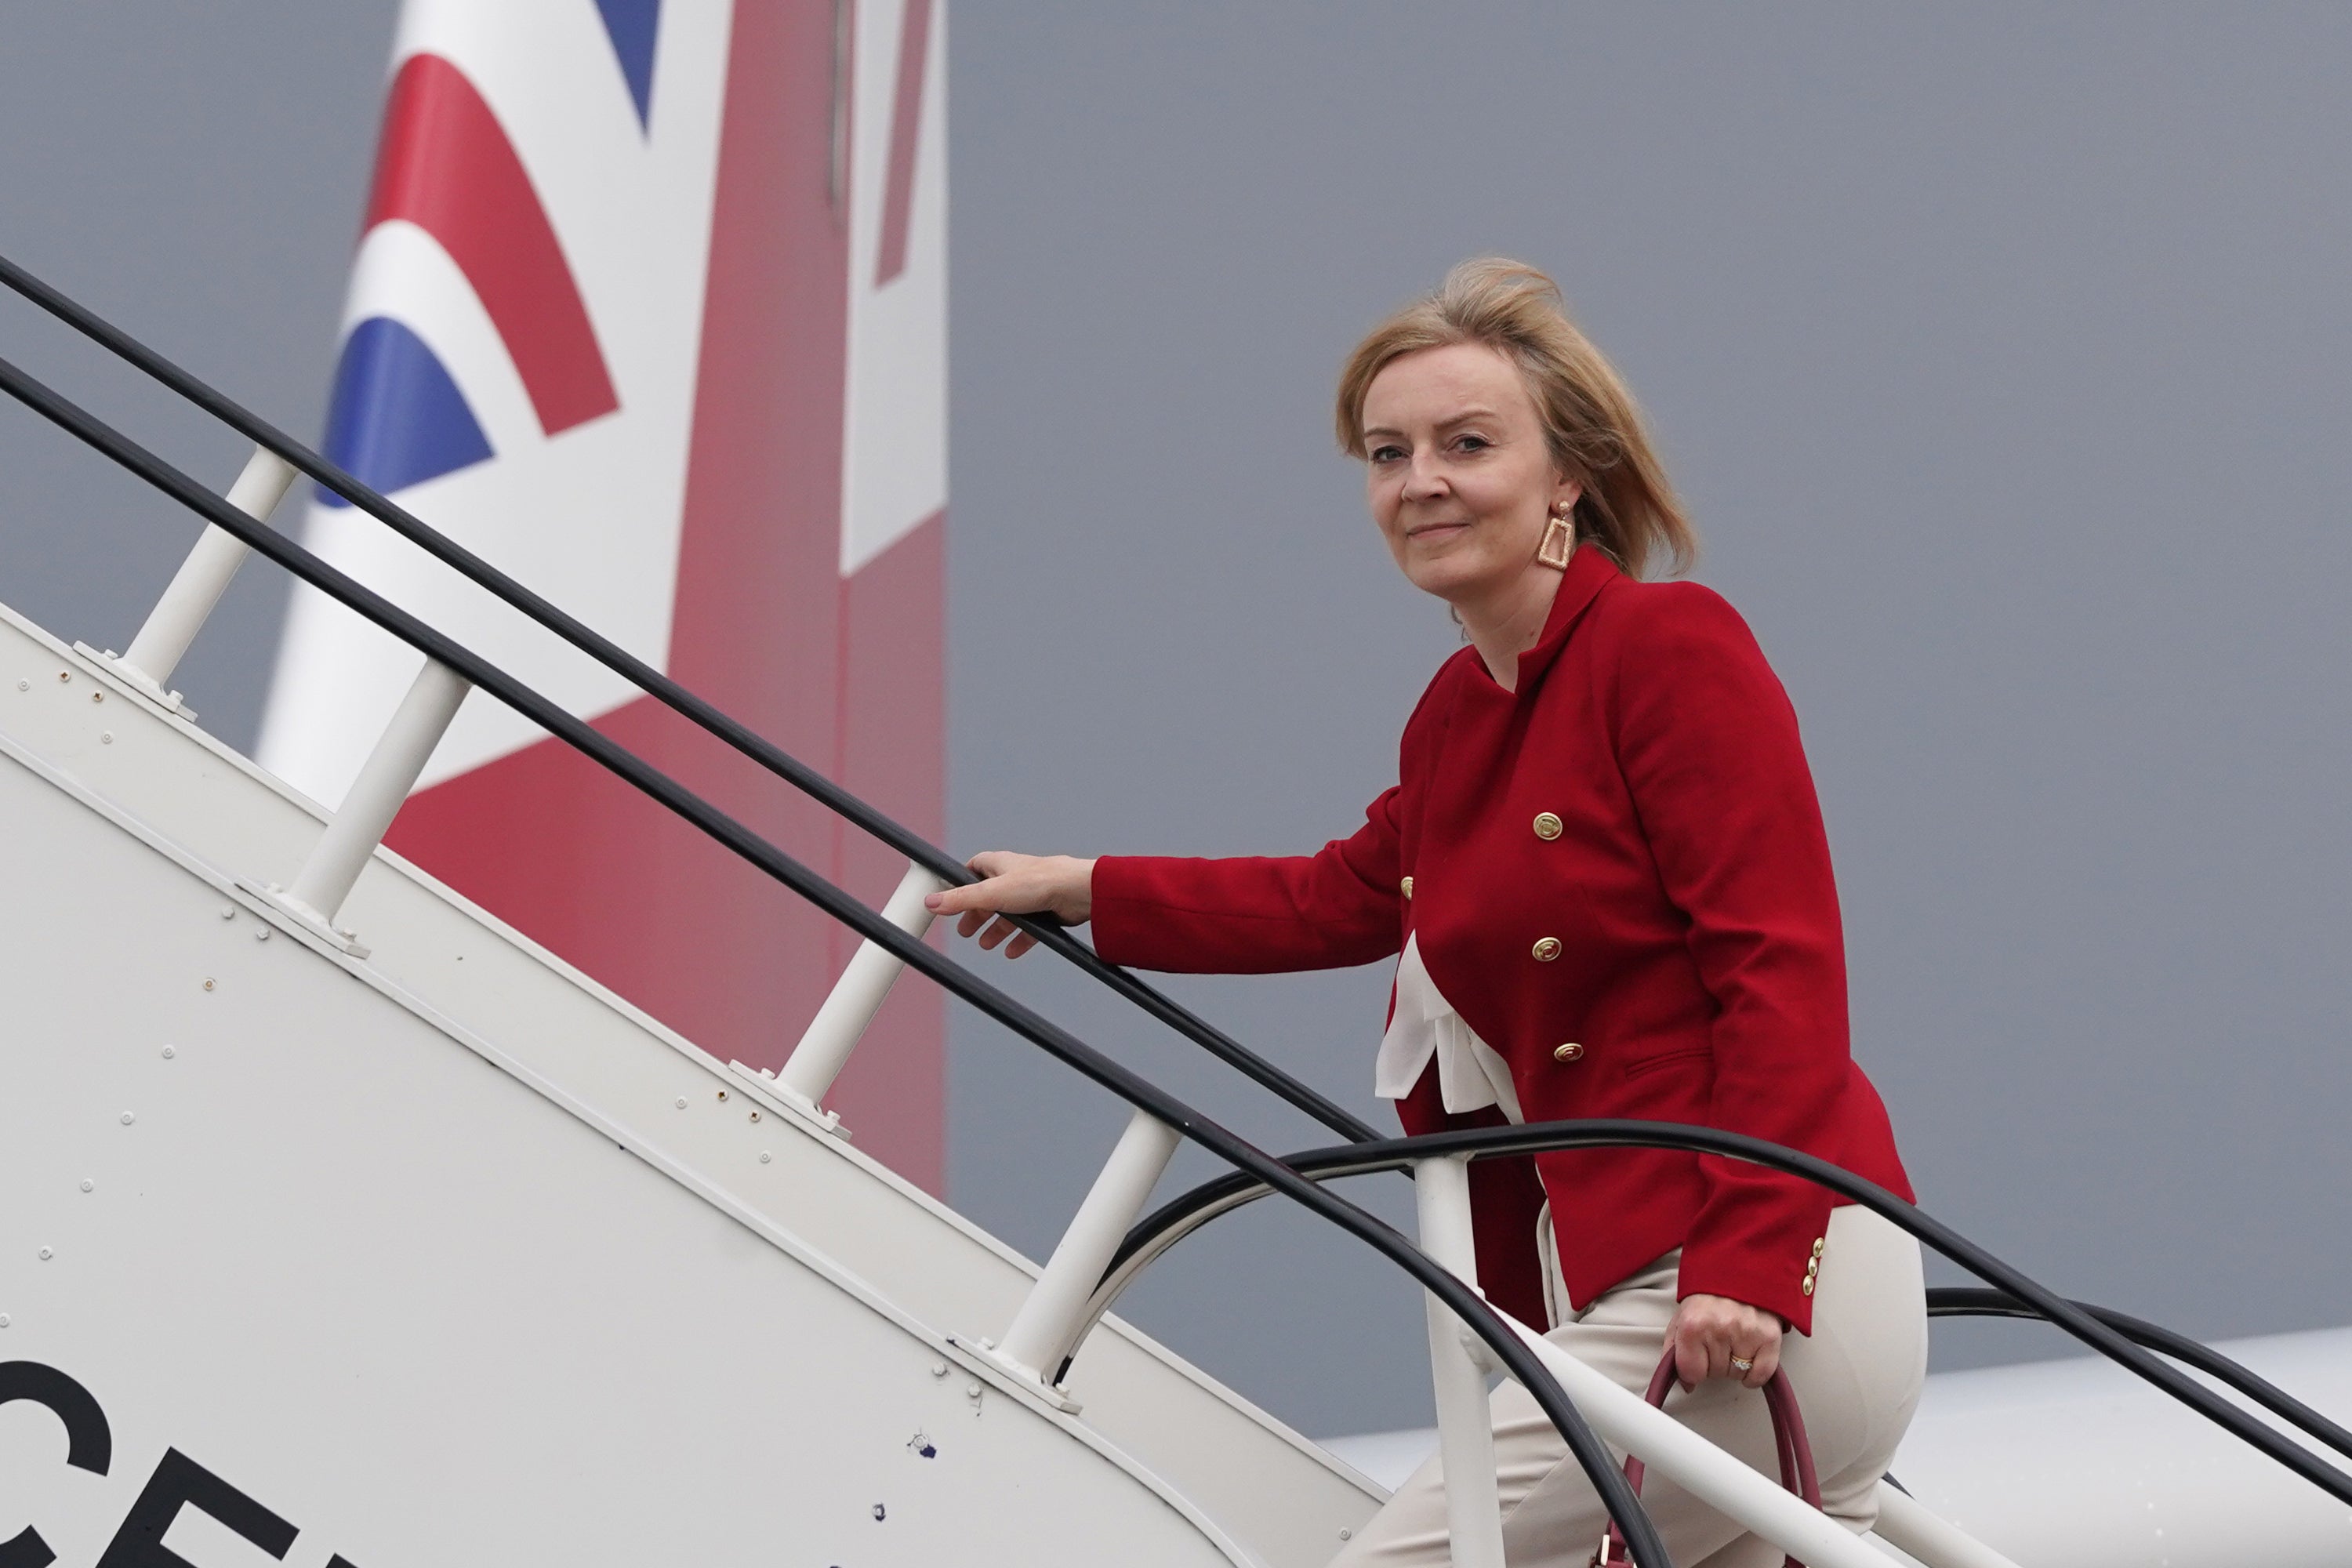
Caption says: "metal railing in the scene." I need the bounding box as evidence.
[7,249,2344,1566]
[0,250,1379,1147]
[1050,1118,2352,1513]
[0,258,1667,1567]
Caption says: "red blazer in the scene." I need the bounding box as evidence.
[1091,545,1911,1335]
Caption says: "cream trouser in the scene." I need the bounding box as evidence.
[1331,1204,1927,1568]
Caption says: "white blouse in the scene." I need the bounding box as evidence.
[1374,933,1525,1123]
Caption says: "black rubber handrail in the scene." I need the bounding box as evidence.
[1926,1287,2352,1467]
[1065,1118,2352,1511]
[0,349,1671,1566]
[0,249,1380,1149]
[20,243,2331,1550]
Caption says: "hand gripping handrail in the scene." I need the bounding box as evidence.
[0,250,1380,1148]
[1058,1119,2352,1512]
[0,350,1675,1568]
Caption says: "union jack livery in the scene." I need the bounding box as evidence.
[257,0,949,1186]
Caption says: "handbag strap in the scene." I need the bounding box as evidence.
[1593,1350,1823,1568]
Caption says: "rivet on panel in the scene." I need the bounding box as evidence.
[219,905,234,920]
[931,1362,949,1377]
[100,732,113,744]
[202,978,215,991]
[1339,1529,1353,1541]
[79,1180,93,1193]
[871,1504,886,1522]
[748,1110,761,1123]
[0,1314,10,1327]
[38,1247,52,1261]
[120,1112,135,1126]
[673,1098,688,1109]
[966,1382,982,1398]
[162,1046,176,1059]
[716,1090,729,1102]
[56,671,70,683]
[15,679,27,691]
[758,1151,771,1163]
[254,928,269,942]
[91,690,103,704]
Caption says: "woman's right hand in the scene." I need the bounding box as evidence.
[924,851,1096,960]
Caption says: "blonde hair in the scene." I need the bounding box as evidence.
[1336,258,1695,578]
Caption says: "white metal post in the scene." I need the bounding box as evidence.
[989,1107,1183,1388]
[272,658,470,946]
[115,446,298,704]
[776,859,948,1109]
[1871,1484,2022,1568]
[1414,1154,1508,1568]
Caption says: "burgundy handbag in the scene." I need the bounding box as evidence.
[1591,1350,1822,1568]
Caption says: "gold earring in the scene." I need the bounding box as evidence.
[1536,504,1574,569]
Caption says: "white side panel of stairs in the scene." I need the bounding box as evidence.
[0,604,1382,1566]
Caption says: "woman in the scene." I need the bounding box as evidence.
[929,260,1925,1566]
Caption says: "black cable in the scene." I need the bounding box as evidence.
[1071,1118,2352,1511]
[1926,1287,2352,1466]
[0,350,1673,1568]
[0,249,1380,1149]
[1105,1172,2352,1471]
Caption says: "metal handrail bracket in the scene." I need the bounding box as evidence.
[106,443,296,713]
[770,858,948,1127]
[971,1108,1185,1412]
[256,656,470,956]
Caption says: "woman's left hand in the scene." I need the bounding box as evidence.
[1667,1293,1784,1389]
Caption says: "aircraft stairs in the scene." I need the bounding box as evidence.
[2,252,2350,1567]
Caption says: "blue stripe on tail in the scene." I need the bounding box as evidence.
[318,316,494,505]
[593,0,662,131]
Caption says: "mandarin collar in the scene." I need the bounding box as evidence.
[1505,543,1620,694]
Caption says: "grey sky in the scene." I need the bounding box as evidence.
[4,5,2349,1441]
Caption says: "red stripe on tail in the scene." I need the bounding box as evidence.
[367,53,620,434]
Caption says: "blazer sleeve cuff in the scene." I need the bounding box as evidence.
[1675,1189,1842,1338]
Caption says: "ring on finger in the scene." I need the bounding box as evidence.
[1728,1355,1755,1374]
